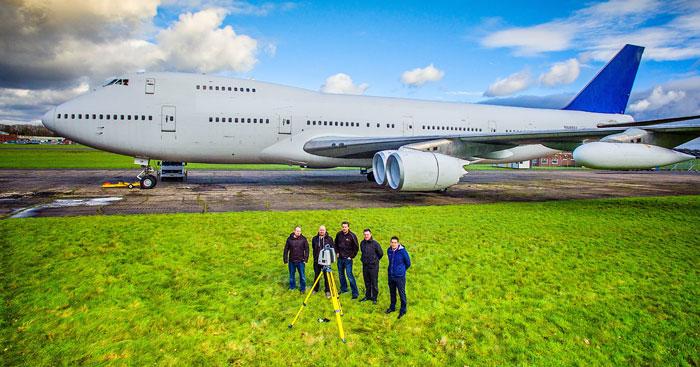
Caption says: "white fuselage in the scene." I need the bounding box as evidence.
[43,72,633,167]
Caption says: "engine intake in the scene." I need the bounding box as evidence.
[371,150,396,185]
[373,149,467,191]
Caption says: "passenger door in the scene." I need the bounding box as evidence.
[277,108,292,134]
[161,105,176,132]
[145,78,155,94]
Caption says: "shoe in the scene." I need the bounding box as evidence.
[300,291,305,295]
[397,312,406,320]
[352,295,358,300]
[385,308,395,314]
[339,291,348,295]
[312,290,316,294]
[325,292,331,298]
[373,300,377,305]
[359,297,368,302]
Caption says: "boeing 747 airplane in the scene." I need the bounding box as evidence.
[41,44,700,191]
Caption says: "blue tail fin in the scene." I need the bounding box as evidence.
[563,44,644,114]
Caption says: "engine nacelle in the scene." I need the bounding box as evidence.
[384,149,467,191]
[371,150,397,185]
[573,142,694,169]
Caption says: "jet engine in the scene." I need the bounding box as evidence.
[373,149,468,191]
[371,149,397,185]
[573,142,694,169]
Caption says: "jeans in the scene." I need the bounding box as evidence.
[362,266,379,301]
[288,262,306,291]
[337,258,358,297]
[388,275,407,313]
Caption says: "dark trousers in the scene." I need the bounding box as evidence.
[312,263,330,292]
[388,275,407,313]
[362,266,379,300]
[337,258,358,297]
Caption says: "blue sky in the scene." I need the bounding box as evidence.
[1,0,699,126]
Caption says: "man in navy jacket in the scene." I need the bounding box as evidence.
[385,236,411,319]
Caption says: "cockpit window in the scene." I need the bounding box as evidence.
[104,78,129,87]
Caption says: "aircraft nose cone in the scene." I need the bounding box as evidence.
[42,108,55,132]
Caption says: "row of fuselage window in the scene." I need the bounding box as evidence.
[56,113,153,121]
[56,112,490,133]
[197,84,256,93]
[209,116,486,132]
[209,116,270,124]
[423,125,482,132]
[305,121,483,132]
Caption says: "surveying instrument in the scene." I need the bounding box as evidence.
[288,244,347,343]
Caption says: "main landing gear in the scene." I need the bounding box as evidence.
[360,167,374,182]
[135,157,157,189]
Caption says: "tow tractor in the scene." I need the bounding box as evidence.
[102,181,140,189]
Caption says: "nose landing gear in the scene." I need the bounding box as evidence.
[135,157,158,189]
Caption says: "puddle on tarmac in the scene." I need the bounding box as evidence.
[10,197,123,218]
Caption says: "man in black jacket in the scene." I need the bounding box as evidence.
[359,229,383,304]
[311,225,335,298]
[283,226,309,294]
[335,221,359,299]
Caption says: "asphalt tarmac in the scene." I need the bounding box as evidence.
[1,168,699,218]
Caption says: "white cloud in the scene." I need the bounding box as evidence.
[626,76,700,120]
[400,64,445,86]
[628,86,686,112]
[584,0,660,17]
[0,1,270,123]
[0,83,90,124]
[481,24,574,55]
[480,0,700,62]
[321,73,369,95]
[539,58,580,87]
[485,69,534,97]
[156,8,259,73]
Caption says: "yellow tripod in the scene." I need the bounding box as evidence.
[288,265,346,343]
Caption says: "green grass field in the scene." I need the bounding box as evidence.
[0,144,310,170]
[2,196,699,366]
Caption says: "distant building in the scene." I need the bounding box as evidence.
[493,161,531,169]
[532,152,580,167]
[16,135,72,144]
[0,131,19,143]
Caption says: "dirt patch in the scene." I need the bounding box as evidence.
[1,169,699,217]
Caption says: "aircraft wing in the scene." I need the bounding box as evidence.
[303,118,700,160]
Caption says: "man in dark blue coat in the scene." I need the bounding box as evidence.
[385,236,411,319]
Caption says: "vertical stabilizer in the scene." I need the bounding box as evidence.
[563,44,644,114]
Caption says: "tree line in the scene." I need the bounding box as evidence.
[0,124,56,137]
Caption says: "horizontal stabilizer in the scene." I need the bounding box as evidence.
[564,44,644,114]
[596,114,700,128]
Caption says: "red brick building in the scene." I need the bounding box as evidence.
[0,131,18,143]
[531,152,579,167]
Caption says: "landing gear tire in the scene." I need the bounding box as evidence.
[366,171,375,182]
[140,175,157,189]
